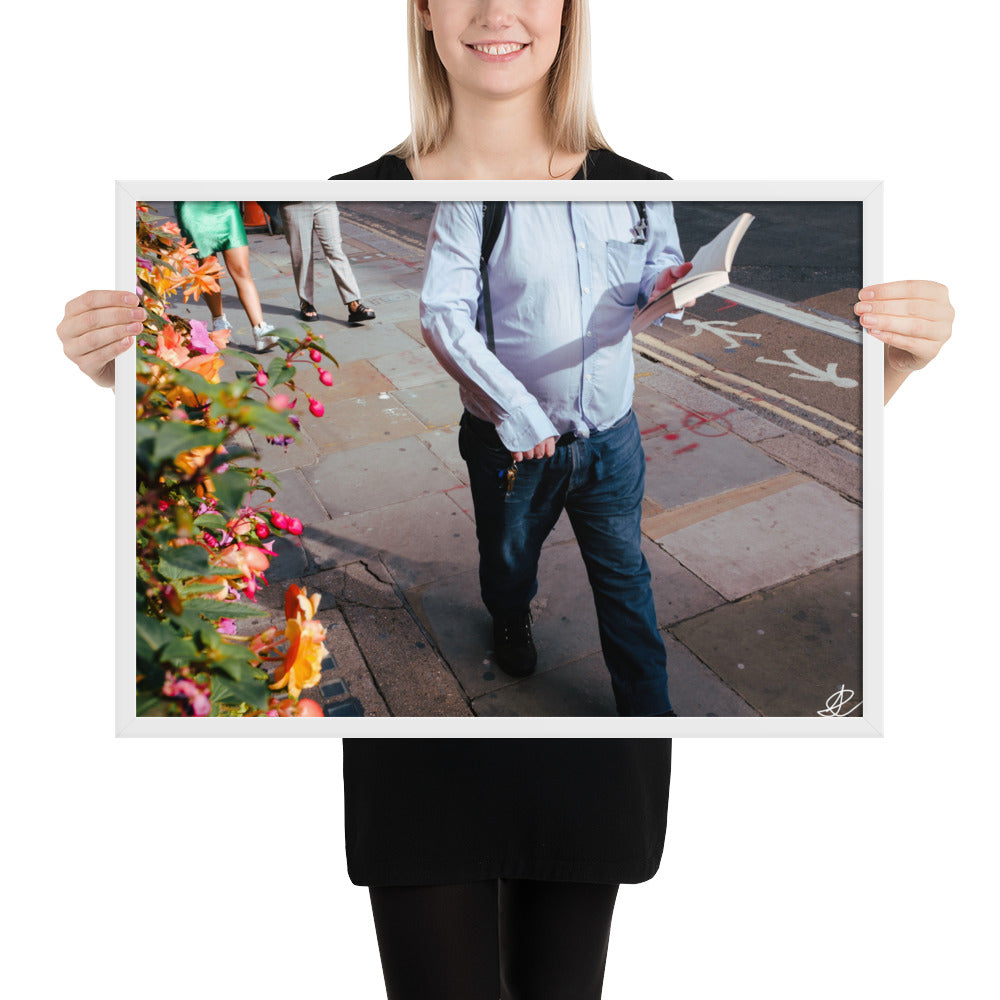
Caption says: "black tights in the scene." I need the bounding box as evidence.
[369,879,620,1000]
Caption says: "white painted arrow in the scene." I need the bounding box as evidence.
[754,349,858,388]
[682,318,762,350]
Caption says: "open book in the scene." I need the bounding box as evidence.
[630,212,754,335]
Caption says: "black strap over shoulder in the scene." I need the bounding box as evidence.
[478,201,646,354]
[479,202,506,354]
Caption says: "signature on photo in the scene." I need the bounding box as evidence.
[818,685,863,717]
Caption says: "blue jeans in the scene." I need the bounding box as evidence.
[458,410,671,717]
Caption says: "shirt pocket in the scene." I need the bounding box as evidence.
[605,239,646,307]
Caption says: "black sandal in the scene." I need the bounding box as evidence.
[300,302,318,321]
[347,301,376,325]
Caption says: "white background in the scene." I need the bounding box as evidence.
[6,2,995,998]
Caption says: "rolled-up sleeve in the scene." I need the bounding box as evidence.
[420,202,559,451]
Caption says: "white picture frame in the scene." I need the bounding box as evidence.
[117,179,882,737]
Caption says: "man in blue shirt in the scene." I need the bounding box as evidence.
[420,201,690,717]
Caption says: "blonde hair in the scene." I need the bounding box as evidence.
[388,0,610,169]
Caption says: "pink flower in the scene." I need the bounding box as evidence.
[217,618,237,635]
[189,319,218,355]
[162,672,212,717]
[309,398,324,418]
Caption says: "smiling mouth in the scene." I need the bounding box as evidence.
[468,42,528,56]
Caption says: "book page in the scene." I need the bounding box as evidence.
[686,212,755,281]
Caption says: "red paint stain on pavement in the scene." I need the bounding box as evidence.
[641,423,667,436]
[716,300,738,311]
[673,443,699,455]
[664,433,679,440]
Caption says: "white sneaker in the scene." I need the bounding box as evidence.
[252,321,278,353]
[211,314,232,332]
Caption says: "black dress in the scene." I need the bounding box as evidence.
[333,148,673,887]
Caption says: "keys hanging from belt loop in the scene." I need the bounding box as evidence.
[499,461,518,494]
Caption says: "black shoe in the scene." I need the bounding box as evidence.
[493,612,537,678]
[347,302,375,325]
[299,302,318,321]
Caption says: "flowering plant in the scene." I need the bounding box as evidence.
[135,203,336,717]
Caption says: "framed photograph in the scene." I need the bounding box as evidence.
[117,180,881,737]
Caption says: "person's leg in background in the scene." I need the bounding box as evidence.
[311,202,375,323]
[279,202,318,319]
[219,245,266,329]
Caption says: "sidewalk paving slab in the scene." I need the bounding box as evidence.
[306,394,427,453]
[371,346,449,389]
[756,433,862,501]
[653,480,861,601]
[392,379,464,429]
[671,555,862,717]
[472,653,619,717]
[300,491,480,589]
[302,437,462,515]
[313,323,417,366]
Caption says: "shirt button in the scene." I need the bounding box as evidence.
[578,242,586,249]
[583,286,590,295]
[585,374,592,382]
[586,330,593,338]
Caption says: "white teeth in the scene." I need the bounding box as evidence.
[472,42,526,56]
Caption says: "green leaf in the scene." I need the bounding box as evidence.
[211,674,271,711]
[182,598,265,619]
[212,644,263,683]
[159,635,201,668]
[135,610,178,654]
[211,468,249,512]
[136,692,169,717]
[193,512,228,531]
[157,544,214,580]
[220,347,265,368]
[136,420,226,469]
[266,357,296,388]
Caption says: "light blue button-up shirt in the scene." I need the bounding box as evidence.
[420,201,684,452]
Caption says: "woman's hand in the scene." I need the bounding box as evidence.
[650,261,696,309]
[57,290,145,389]
[855,280,954,403]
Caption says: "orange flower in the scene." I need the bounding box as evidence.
[214,542,272,579]
[181,352,224,384]
[156,324,190,367]
[208,326,230,351]
[174,445,215,476]
[269,586,328,698]
[285,583,321,623]
[181,256,222,302]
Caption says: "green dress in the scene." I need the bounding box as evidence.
[174,201,247,260]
